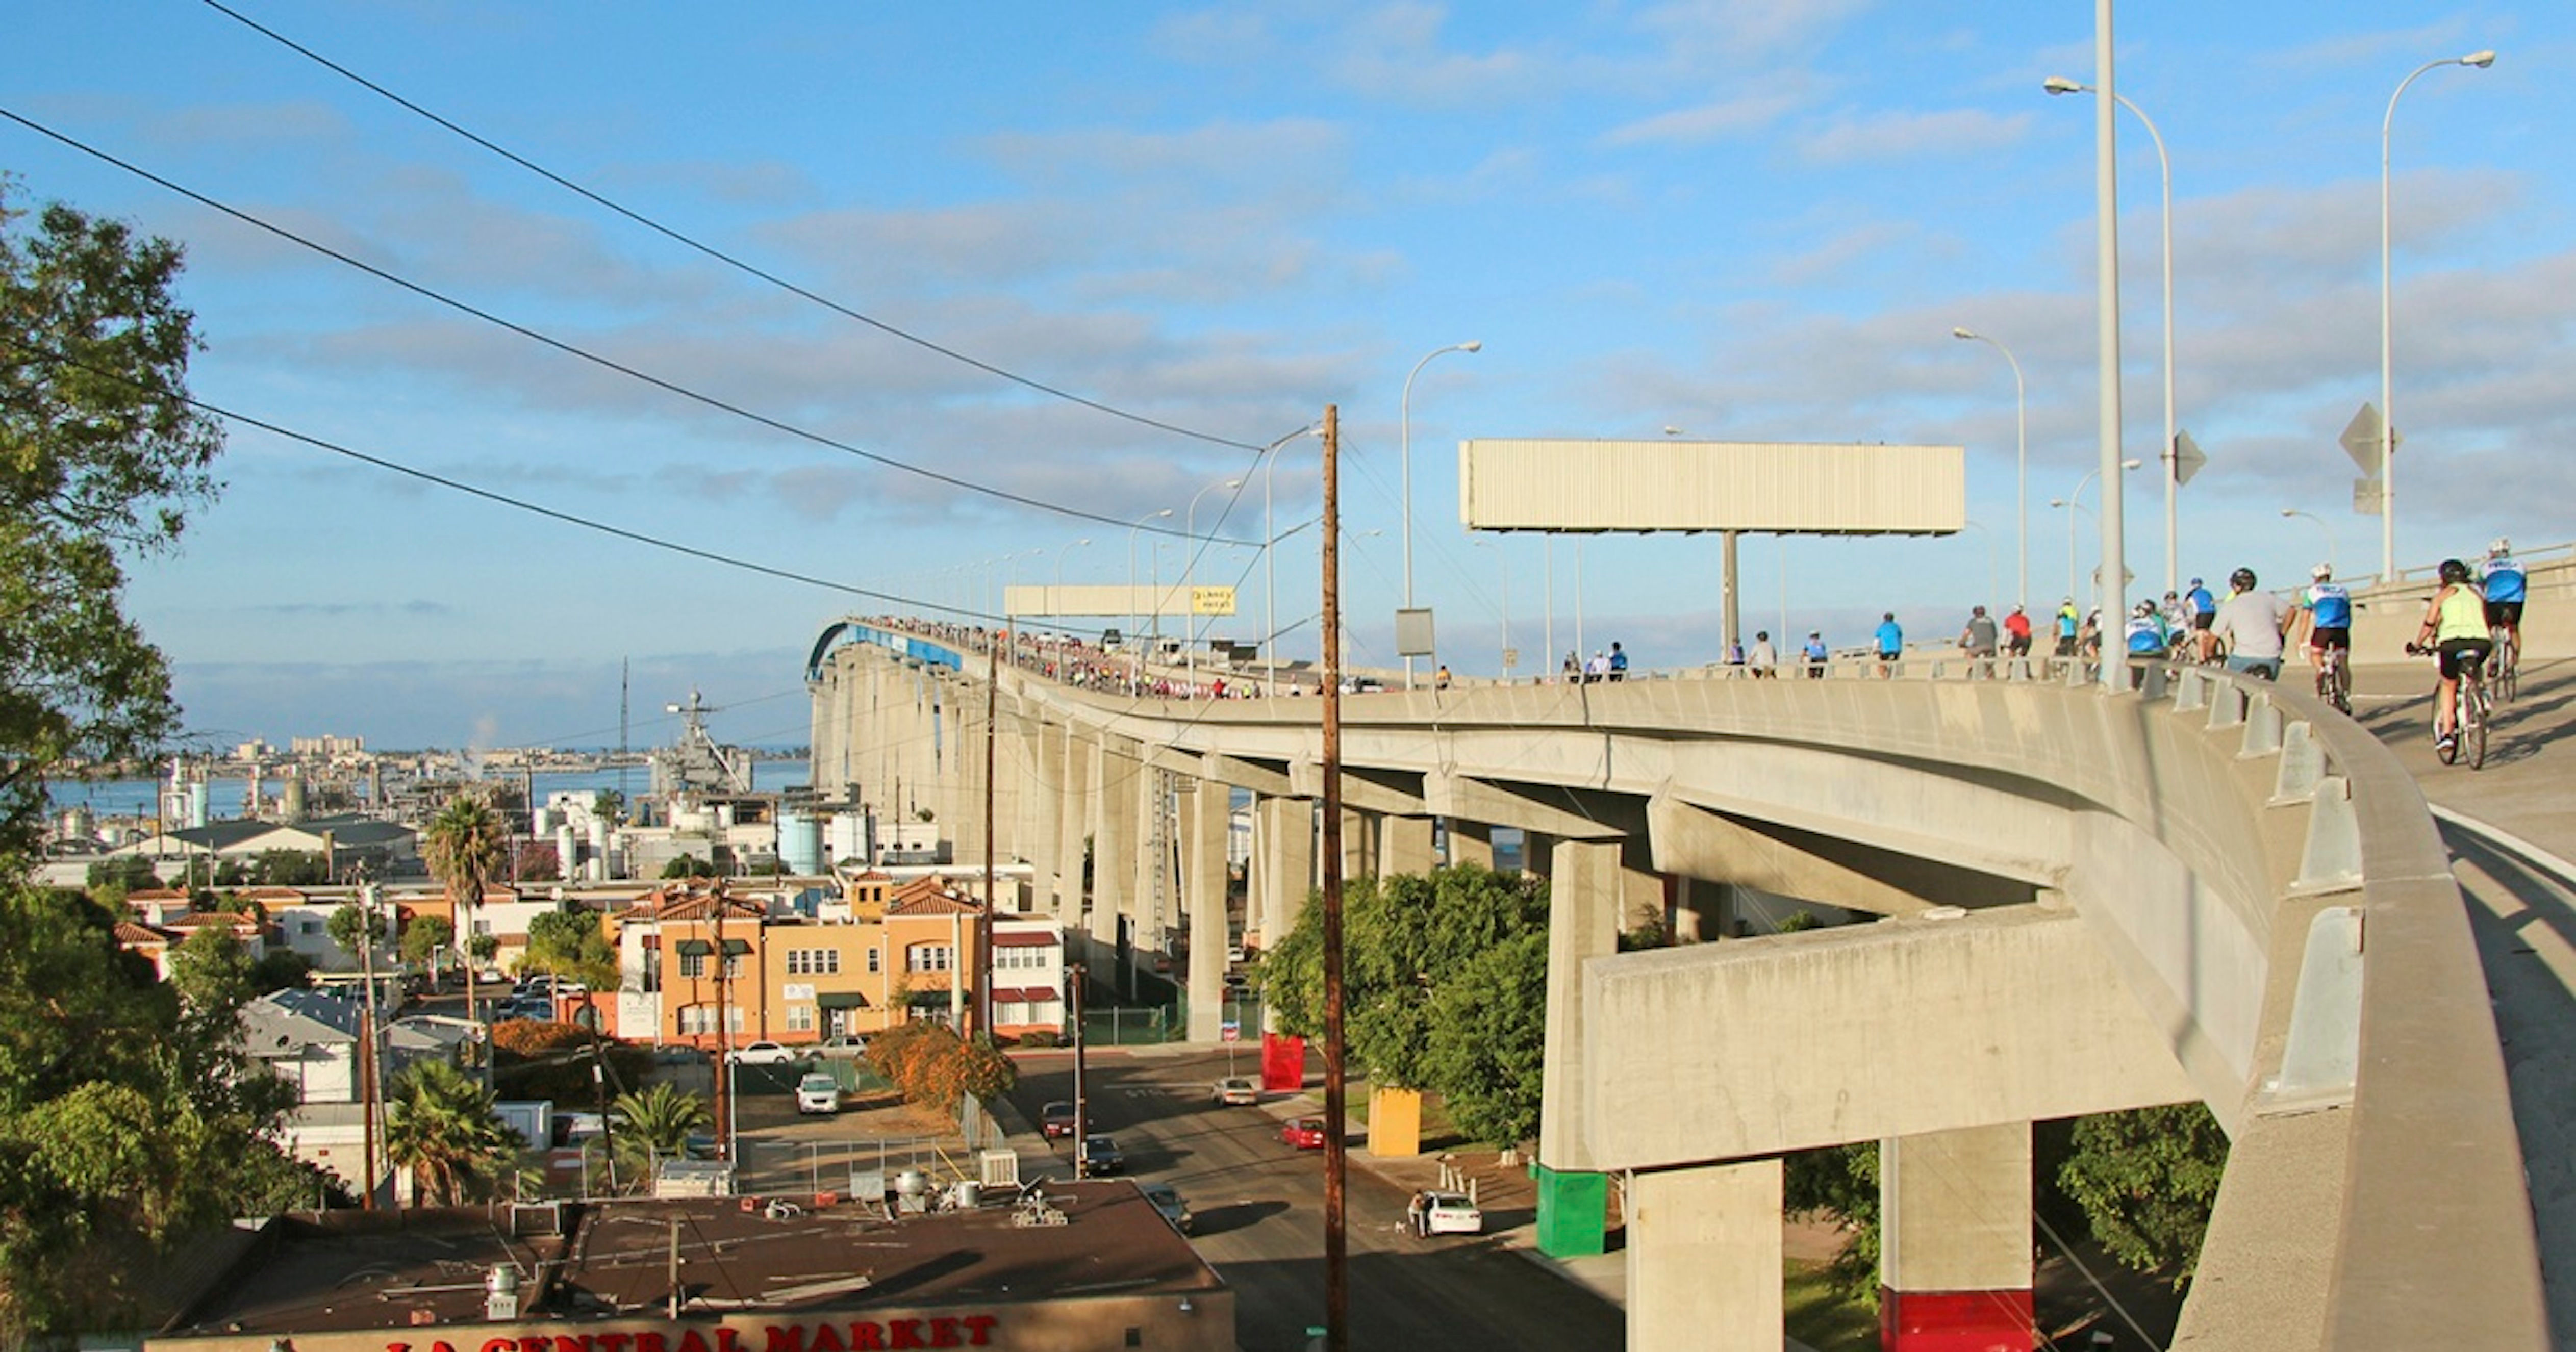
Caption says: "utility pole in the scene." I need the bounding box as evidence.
[358,879,384,1210]
[1318,403,1350,1352]
[975,617,1001,1041]
[1068,962,1090,1177]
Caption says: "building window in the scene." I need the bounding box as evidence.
[907,945,953,973]
[786,949,842,976]
[786,1004,815,1032]
[866,947,881,974]
[997,947,1049,971]
[678,951,704,979]
[678,1005,743,1035]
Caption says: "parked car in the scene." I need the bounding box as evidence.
[1040,1101,1078,1139]
[1411,1189,1484,1237]
[1211,1076,1259,1106]
[795,1073,842,1115]
[1079,1134,1125,1176]
[1280,1117,1329,1150]
[1140,1182,1194,1235]
[810,1034,870,1060]
[727,1040,797,1066]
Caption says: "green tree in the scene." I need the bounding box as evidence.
[247,947,313,994]
[0,185,224,855]
[421,793,506,1025]
[165,922,253,1013]
[2055,1103,2229,1287]
[400,913,455,982]
[1421,926,1549,1149]
[521,906,624,1169]
[383,1058,522,1206]
[325,899,392,965]
[661,853,716,879]
[608,1081,710,1182]
[1784,1142,1882,1299]
[0,880,299,1339]
[85,854,161,898]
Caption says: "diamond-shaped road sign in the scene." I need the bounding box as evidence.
[2341,403,2401,474]
[2172,430,2206,487]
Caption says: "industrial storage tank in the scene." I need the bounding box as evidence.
[778,807,824,875]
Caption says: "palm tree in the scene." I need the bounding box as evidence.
[422,793,507,1031]
[383,1059,520,1206]
[610,1081,711,1185]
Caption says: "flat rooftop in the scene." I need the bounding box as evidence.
[160,1182,1218,1339]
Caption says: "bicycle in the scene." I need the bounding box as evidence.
[2311,643,2352,715]
[2410,643,2491,770]
[2487,625,2519,704]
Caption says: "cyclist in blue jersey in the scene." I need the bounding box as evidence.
[2289,563,2353,668]
[1874,612,1904,677]
[2124,601,2170,657]
[2186,577,2218,660]
[2480,538,2526,639]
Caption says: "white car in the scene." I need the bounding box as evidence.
[727,1040,797,1066]
[795,1073,842,1115]
[1412,1190,1484,1237]
[1211,1076,1259,1106]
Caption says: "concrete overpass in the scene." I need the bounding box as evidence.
[807,604,2552,1350]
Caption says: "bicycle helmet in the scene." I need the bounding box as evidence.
[2229,567,2257,590]
[2439,558,2472,584]
[2311,563,2332,581]
[2489,536,2512,556]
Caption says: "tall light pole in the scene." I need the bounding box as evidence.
[2045,75,2178,597]
[1260,425,1323,697]
[1400,340,1483,690]
[2060,458,2140,600]
[1961,519,1998,610]
[2050,497,2090,605]
[1054,538,1090,672]
[1128,509,1171,691]
[1185,478,1244,692]
[2281,508,2338,575]
[1470,537,1510,680]
[1951,327,2028,608]
[2382,49,2497,583]
[2091,0,2127,693]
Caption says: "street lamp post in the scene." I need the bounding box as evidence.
[1185,479,1244,694]
[2045,76,2178,597]
[1961,520,1999,610]
[2382,49,2498,583]
[1128,509,1172,692]
[1951,327,2029,609]
[2281,509,2338,575]
[1470,537,1510,680]
[1054,538,1091,674]
[1400,341,1483,690]
[2059,458,2141,600]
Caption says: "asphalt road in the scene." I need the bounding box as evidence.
[1006,1047,1623,1352]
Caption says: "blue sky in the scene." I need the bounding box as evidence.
[7,2,2568,750]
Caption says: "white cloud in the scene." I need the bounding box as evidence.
[1796,108,2033,164]
[1602,84,1811,147]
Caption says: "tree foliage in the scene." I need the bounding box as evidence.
[1260,863,1548,1092]
[0,184,224,854]
[383,1058,522,1207]
[1422,926,1550,1149]
[399,913,454,976]
[325,899,392,963]
[661,853,717,879]
[422,793,506,1018]
[1784,1142,1882,1299]
[2055,1103,2229,1287]
[609,1081,710,1182]
[867,1019,1016,1114]
[0,879,304,1339]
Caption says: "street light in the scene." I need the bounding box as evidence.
[1401,340,1483,690]
[1951,327,2028,609]
[1128,509,1172,691]
[2382,48,2497,582]
[2059,458,2140,599]
[2044,76,2179,597]
[2281,508,2338,575]
[1960,519,1999,611]
[1470,537,1510,681]
[1053,538,1091,672]
[1185,478,1244,692]
[1260,425,1324,696]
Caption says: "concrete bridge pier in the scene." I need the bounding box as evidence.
[1628,1158,1784,1351]
[1088,735,1139,990]
[1445,819,1495,869]
[1252,796,1313,961]
[1880,1123,2034,1352]
[1537,834,1624,1257]
[1380,814,1437,877]
[1183,777,1230,1041]
[1054,729,1093,929]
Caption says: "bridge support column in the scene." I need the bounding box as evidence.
[1253,797,1312,956]
[1629,1159,1783,1351]
[1380,815,1436,878]
[1023,715,1060,905]
[1880,1122,2034,1352]
[1089,736,1138,986]
[1183,778,1230,1042]
[1340,809,1380,881]
[1523,831,1556,879]
[1538,835,1623,1257]
[1445,820,1494,870]
[1053,729,1093,928]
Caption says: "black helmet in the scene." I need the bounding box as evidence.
[2229,567,2256,591]
[2440,557,2472,584]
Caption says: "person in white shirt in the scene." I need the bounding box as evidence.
[1748,630,1778,678]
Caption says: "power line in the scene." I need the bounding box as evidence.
[0,105,1265,546]
[196,0,1266,456]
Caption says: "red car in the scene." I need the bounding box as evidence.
[1040,1101,1077,1139]
[1280,1116,1329,1150]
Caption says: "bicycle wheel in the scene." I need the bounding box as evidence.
[2498,635,2518,704]
[2329,656,2352,715]
[2468,685,2489,770]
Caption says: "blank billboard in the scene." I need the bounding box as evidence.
[1459,438,1964,535]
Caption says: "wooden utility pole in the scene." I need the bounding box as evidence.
[975,620,1002,1040]
[1318,403,1349,1352]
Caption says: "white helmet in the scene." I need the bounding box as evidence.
[2311,563,2332,580]
[2489,537,2512,556]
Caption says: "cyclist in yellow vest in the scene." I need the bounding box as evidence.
[2416,557,2492,752]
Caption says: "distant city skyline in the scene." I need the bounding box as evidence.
[9,2,2569,744]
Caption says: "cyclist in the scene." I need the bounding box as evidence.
[2415,558,2491,754]
[2480,537,2526,652]
[2210,566,2291,679]
[2290,563,2353,678]
[2185,576,2218,660]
